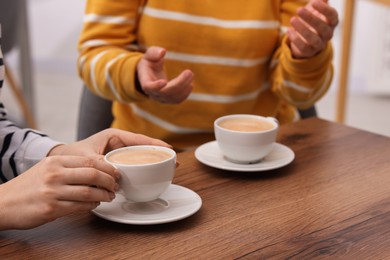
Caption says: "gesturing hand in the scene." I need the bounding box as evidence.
[136,46,194,104]
[287,0,339,59]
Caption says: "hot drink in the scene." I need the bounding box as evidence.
[214,115,279,163]
[107,148,172,165]
[104,145,176,202]
[218,117,275,132]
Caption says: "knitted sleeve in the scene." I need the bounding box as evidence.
[77,0,146,103]
[270,0,334,109]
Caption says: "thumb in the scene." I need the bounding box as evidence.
[144,46,166,62]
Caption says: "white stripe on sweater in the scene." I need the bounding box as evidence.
[188,83,270,103]
[284,68,332,107]
[166,51,269,67]
[80,40,110,51]
[84,14,135,25]
[143,7,280,29]
[90,50,109,97]
[129,104,212,134]
[284,79,313,94]
[80,40,139,51]
[105,53,127,103]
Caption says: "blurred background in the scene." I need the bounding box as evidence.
[2,0,390,143]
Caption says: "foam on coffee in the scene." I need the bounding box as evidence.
[107,149,172,165]
[218,117,274,132]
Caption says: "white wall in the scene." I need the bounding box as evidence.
[2,0,86,141]
[331,0,390,94]
[28,0,85,74]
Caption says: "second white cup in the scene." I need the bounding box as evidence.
[214,114,279,164]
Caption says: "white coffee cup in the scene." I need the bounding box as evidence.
[214,114,279,164]
[104,145,176,202]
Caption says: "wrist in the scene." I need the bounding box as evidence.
[47,144,66,156]
[135,71,147,96]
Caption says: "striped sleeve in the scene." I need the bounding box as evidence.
[0,123,59,183]
[270,0,334,109]
[77,0,146,103]
[0,30,61,183]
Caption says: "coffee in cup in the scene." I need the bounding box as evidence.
[107,148,172,165]
[217,117,275,132]
[105,145,176,202]
[214,114,279,164]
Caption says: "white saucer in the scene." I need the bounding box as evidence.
[92,184,202,225]
[195,141,294,172]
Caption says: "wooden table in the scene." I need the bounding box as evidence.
[1,118,390,259]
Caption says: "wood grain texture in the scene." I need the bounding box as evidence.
[1,118,390,259]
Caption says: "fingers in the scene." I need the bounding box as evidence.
[290,15,324,53]
[41,156,119,197]
[141,79,168,93]
[298,8,333,42]
[58,156,120,181]
[57,158,119,203]
[137,45,194,104]
[66,168,118,193]
[137,46,168,94]
[142,69,194,104]
[83,128,172,157]
[312,0,339,28]
[59,184,116,203]
[59,157,119,191]
[101,128,172,150]
[287,29,313,58]
[288,0,338,58]
[137,46,167,84]
[159,69,194,103]
[144,46,166,62]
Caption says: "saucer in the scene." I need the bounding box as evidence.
[92,184,202,225]
[195,141,294,172]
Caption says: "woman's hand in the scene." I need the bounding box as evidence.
[136,46,194,104]
[0,129,171,230]
[48,128,171,158]
[288,0,339,59]
[0,155,119,230]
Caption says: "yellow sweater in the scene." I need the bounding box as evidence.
[78,0,333,149]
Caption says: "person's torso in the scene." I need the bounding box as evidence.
[114,1,290,148]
